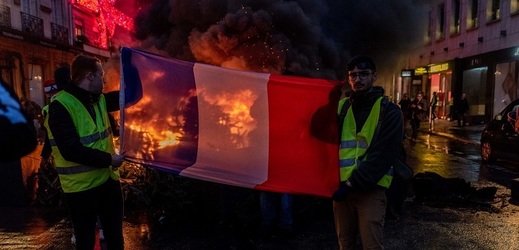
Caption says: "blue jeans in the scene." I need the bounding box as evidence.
[260,192,293,230]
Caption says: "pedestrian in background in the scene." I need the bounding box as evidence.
[398,93,411,131]
[45,54,124,250]
[0,77,37,162]
[410,91,427,142]
[41,65,71,167]
[333,56,404,250]
[457,93,469,126]
[430,91,438,120]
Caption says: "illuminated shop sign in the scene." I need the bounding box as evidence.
[401,70,413,77]
[414,67,428,75]
[429,63,449,73]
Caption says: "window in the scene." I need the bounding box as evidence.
[462,67,487,116]
[74,20,83,38]
[494,62,519,116]
[451,0,461,34]
[28,64,44,108]
[467,0,479,29]
[21,0,38,15]
[51,0,66,25]
[437,3,446,40]
[426,11,432,43]
[488,0,500,21]
[512,0,519,14]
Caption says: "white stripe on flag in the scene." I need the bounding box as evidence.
[179,63,270,187]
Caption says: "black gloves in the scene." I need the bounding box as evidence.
[332,183,352,201]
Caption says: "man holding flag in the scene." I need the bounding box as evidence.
[332,56,404,249]
[45,54,125,249]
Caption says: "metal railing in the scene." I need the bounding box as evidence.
[0,5,11,28]
[51,23,69,44]
[21,12,43,37]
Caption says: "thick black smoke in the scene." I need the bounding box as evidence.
[134,0,427,80]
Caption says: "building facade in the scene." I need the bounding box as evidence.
[408,0,519,123]
[0,0,115,109]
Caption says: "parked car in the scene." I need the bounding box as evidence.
[480,98,519,163]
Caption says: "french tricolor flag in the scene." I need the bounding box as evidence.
[120,47,339,197]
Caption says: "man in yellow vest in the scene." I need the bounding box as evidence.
[45,54,125,249]
[333,56,404,250]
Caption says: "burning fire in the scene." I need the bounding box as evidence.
[123,95,181,160]
[122,87,258,160]
[201,89,257,148]
[203,90,257,135]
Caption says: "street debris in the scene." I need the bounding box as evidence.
[411,172,506,212]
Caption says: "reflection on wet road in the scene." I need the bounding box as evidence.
[422,134,480,157]
[406,133,519,186]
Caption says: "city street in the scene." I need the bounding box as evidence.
[2,0,519,249]
[2,121,519,249]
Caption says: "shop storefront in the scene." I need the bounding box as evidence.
[492,60,518,117]
[427,61,455,120]
[460,46,519,123]
[461,65,487,121]
[0,28,78,107]
[0,28,110,108]
[410,67,427,98]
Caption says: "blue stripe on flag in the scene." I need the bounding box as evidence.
[121,48,199,170]
[121,47,143,107]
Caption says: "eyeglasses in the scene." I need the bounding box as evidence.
[348,71,372,80]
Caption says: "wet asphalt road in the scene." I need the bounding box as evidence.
[2,182,519,250]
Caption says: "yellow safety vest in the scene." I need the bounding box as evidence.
[45,91,119,193]
[337,97,393,188]
[42,93,59,125]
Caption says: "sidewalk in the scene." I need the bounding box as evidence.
[418,118,485,145]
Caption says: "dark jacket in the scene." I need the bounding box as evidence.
[0,81,37,161]
[398,98,411,118]
[410,98,427,121]
[458,98,469,114]
[48,84,119,168]
[344,86,404,189]
[398,98,411,111]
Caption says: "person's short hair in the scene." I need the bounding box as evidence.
[54,66,71,90]
[71,54,101,85]
[346,55,376,72]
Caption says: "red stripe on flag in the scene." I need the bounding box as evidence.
[256,74,340,197]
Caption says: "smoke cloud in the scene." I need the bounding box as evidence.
[134,0,427,81]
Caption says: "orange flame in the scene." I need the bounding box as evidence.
[201,89,257,148]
